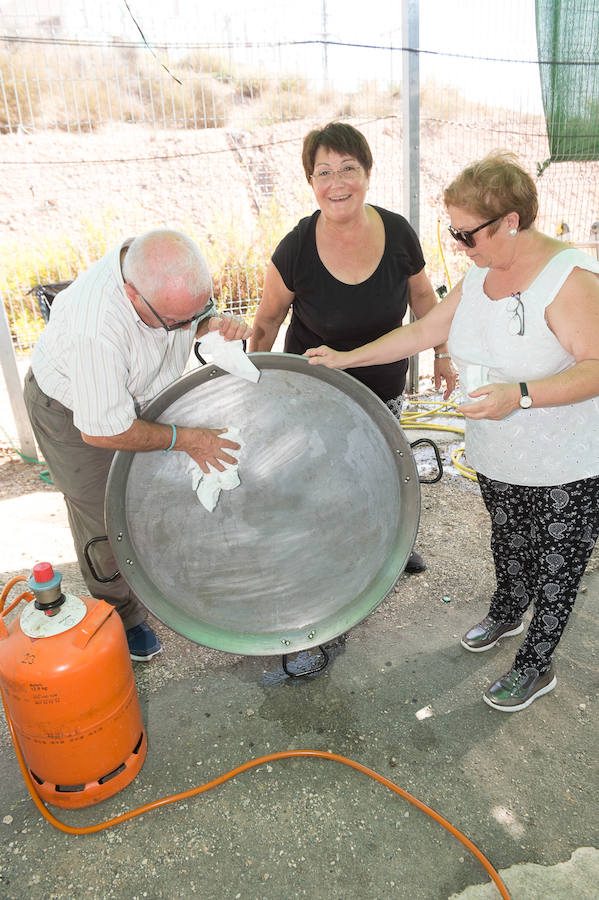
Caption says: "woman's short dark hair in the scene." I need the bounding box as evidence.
[443,151,538,232]
[301,122,373,182]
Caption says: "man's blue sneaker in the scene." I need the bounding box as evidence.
[405,550,427,574]
[126,623,162,661]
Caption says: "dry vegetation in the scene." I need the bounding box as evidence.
[2,44,599,345]
[0,44,406,134]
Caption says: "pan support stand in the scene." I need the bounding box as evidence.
[281,645,329,677]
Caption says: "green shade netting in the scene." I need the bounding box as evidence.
[536,0,599,166]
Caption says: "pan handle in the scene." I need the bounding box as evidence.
[83,536,121,583]
[194,343,206,366]
[410,437,443,484]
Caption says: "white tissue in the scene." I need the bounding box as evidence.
[197,331,260,383]
[461,363,490,394]
[187,426,242,512]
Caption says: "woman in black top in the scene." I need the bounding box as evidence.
[250,122,456,573]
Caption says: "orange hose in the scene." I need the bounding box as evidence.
[1,577,511,899]
[1,591,33,617]
[3,704,511,899]
[0,576,32,615]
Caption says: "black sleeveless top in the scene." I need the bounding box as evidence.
[272,205,425,401]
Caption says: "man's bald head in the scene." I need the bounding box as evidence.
[123,230,212,303]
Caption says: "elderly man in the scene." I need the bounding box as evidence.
[24,229,251,660]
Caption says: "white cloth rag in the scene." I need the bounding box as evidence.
[187,426,242,512]
[196,331,260,383]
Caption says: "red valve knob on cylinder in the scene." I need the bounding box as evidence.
[32,562,55,583]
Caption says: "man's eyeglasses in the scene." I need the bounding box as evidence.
[309,164,362,185]
[447,216,502,248]
[132,287,215,332]
[507,292,525,336]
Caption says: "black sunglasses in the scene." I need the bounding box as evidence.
[131,286,215,332]
[447,216,502,248]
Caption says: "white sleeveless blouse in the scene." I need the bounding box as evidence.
[448,248,599,486]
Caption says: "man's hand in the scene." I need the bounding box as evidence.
[178,426,241,473]
[82,420,240,470]
[208,314,253,342]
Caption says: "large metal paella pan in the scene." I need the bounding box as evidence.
[104,353,420,655]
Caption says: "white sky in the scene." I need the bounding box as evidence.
[6,0,544,110]
[142,0,544,110]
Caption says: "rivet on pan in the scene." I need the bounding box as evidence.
[395,450,404,456]
[209,369,219,377]
[117,533,123,541]
[404,476,411,483]
[281,639,291,646]
[308,631,315,640]
[126,559,134,566]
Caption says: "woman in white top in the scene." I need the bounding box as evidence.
[305,151,599,712]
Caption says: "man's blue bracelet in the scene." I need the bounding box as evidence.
[162,424,177,453]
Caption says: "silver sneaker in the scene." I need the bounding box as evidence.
[484,664,557,712]
[461,615,523,652]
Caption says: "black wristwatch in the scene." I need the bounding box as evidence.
[519,382,532,409]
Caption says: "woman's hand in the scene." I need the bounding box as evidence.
[208,314,253,342]
[459,383,521,420]
[304,346,352,369]
[433,356,457,400]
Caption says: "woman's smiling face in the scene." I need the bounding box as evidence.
[310,147,369,222]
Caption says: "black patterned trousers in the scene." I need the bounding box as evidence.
[477,473,599,674]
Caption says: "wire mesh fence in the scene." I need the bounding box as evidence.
[1,0,599,353]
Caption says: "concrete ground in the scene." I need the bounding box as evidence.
[0,349,598,899]
[1,436,598,900]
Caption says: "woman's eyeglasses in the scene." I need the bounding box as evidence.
[447,216,501,248]
[507,292,525,336]
[309,164,362,185]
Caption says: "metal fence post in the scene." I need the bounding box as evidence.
[402,0,420,394]
[0,299,37,460]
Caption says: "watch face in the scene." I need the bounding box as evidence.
[520,395,532,408]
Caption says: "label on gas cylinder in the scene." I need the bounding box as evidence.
[20,593,87,638]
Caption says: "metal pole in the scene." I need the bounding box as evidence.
[321,0,329,87]
[402,0,420,394]
[0,299,38,459]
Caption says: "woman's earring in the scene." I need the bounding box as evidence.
[509,228,518,235]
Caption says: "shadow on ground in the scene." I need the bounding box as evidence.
[1,462,598,900]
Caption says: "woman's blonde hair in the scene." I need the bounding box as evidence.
[444,151,538,232]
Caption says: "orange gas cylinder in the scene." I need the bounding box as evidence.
[0,563,147,809]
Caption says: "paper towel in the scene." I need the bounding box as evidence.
[187,426,242,512]
[197,331,260,383]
